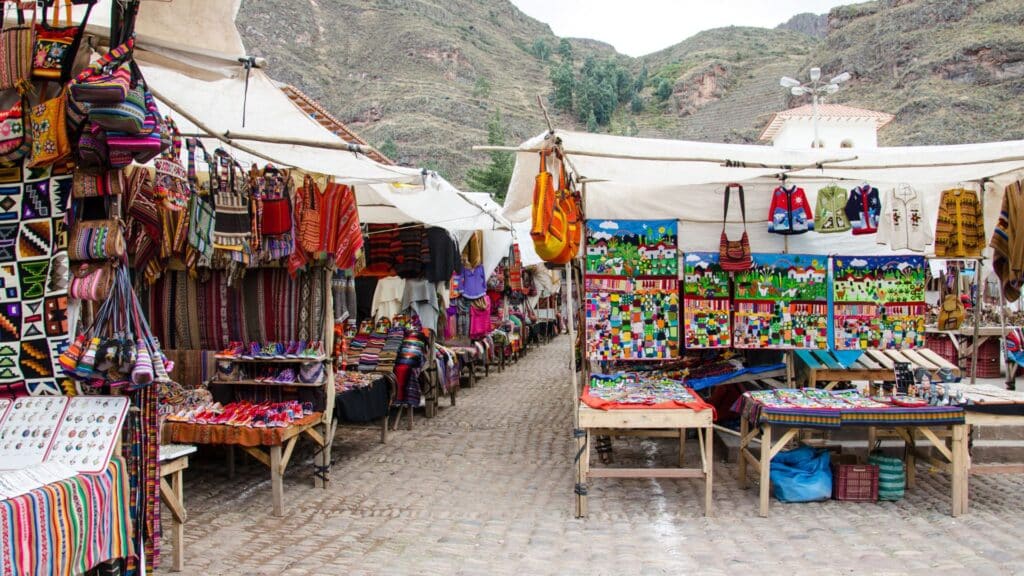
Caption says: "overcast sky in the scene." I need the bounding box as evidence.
[508,0,850,57]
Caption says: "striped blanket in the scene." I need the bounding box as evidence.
[0,458,132,576]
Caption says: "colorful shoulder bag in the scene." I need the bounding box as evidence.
[31,0,94,82]
[718,183,753,272]
[27,84,71,167]
[530,150,569,263]
[0,0,35,92]
[0,98,28,163]
[184,137,215,271]
[69,37,133,105]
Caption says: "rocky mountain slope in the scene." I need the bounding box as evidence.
[237,0,1024,185]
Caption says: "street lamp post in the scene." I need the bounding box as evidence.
[780,68,851,148]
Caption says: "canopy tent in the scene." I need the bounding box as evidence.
[502,130,1024,256]
[513,221,545,267]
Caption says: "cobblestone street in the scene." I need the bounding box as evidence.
[163,339,1024,575]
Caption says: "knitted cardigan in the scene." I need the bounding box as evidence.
[935,188,985,258]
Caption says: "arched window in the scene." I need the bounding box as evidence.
[811,138,825,148]
[840,139,855,148]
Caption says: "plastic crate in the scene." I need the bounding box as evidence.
[925,334,958,367]
[833,463,879,502]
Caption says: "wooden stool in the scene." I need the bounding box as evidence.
[159,444,197,572]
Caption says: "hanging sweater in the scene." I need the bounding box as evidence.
[935,188,986,258]
[844,184,881,235]
[423,227,461,283]
[767,185,814,234]
[877,184,933,252]
[814,184,851,233]
[991,180,1024,302]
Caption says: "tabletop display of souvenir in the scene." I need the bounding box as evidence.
[165,400,314,428]
[748,388,894,410]
[0,396,129,474]
[335,371,381,394]
[0,462,79,500]
[587,372,696,405]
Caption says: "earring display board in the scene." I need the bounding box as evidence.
[0,395,128,473]
[732,254,829,349]
[833,255,926,350]
[584,220,679,360]
[682,252,731,348]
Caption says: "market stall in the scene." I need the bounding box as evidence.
[498,128,1024,517]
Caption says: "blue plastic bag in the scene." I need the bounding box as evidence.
[770,446,833,503]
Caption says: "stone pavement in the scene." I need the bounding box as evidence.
[160,338,1024,575]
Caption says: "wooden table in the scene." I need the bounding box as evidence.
[576,404,714,518]
[159,444,196,572]
[797,348,960,390]
[736,401,968,517]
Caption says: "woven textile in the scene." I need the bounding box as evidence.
[739,394,965,429]
[0,458,133,576]
[0,163,72,397]
[163,412,321,447]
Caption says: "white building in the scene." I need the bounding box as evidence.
[759,104,894,149]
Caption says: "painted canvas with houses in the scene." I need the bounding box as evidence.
[585,219,678,277]
[682,252,731,348]
[832,255,926,350]
[732,254,829,349]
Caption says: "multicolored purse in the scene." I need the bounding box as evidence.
[719,183,753,272]
[72,168,125,198]
[89,81,145,133]
[76,121,107,169]
[258,166,292,236]
[69,260,114,301]
[297,175,322,254]
[185,138,215,269]
[107,89,166,167]
[0,1,35,92]
[68,218,125,261]
[0,98,28,163]
[69,38,133,104]
[27,85,70,167]
[153,118,188,210]
[31,0,94,82]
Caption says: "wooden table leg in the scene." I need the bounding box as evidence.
[678,428,686,467]
[738,417,749,489]
[171,468,184,571]
[575,429,589,518]
[952,423,968,516]
[905,428,917,489]
[759,424,772,518]
[270,444,283,517]
[704,426,714,517]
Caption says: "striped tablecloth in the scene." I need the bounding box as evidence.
[740,396,965,429]
[0,458,133,576]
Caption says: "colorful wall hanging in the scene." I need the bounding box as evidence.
[833,255,926,350]
[732,254,829,349]
[584,219,679,360]
[0,163,71,396]
[682,252,731,348]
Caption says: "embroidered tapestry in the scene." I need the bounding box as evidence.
[832,255,926,350]
[682,252,731,348]
[732,254,829,349]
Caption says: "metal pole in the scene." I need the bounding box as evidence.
[971,180,986,385]
[812,92,820,149]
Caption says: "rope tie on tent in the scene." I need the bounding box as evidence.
[239,56,257,127]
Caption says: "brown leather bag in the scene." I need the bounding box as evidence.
[719,183,752,272]
[937,272,966,330]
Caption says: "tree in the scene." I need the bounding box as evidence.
[550,62,574,111]
[379,136,398,161]
[473,76,491,99]
[630,94,644,113]
[558,38,573,63]
[635,64,648,92]
[615,67,634,103]
[586,110,598,133]
[531,38,551,61]
[656,78,673,101]
[465,110,514,202]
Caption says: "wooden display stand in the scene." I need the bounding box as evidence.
[737,418,969,517]
[159,444,196,572]
[576,405,714,518]
[797,349,960,390]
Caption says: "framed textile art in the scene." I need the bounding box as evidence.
[731,254,829,349]
[584,219,679,360]
[0,163,72,396]
[682,252,731,348]
[832,255,926,350]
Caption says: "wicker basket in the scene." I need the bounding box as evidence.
[833,463,879,502]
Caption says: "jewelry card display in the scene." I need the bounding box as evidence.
[833,255,926,350]
[584,219,679,360]
[732,254,829,349]
[0,396,66,470]
[0,395,127,473]
[682,252,731,348]
[47,396,129,473]
[0,462,76,499]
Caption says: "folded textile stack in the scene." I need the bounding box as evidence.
[165,400,312,427]
[374,327,406,372]
[356,331,387,372]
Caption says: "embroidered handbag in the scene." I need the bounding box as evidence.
[297,175,322,253]
[76,121,107,169]
[185,138,215,265]
[719,183,753,272]
[27,85,70,167]
[68,218,125,261]
[31,0,94,82]
[258,166,293,236]
[531,151,570,263]
[0,1,34,92]
[548,159,581,265]
[153,117,188,210]
[69,38,133,104]
[937,273,966,331]
[89,81,145,133]
[72,168,125,198]
[0,98,28,163]
[69,260,114,301]
[107,89,166,167]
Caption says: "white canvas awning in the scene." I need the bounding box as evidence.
[503,130,1024,256]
